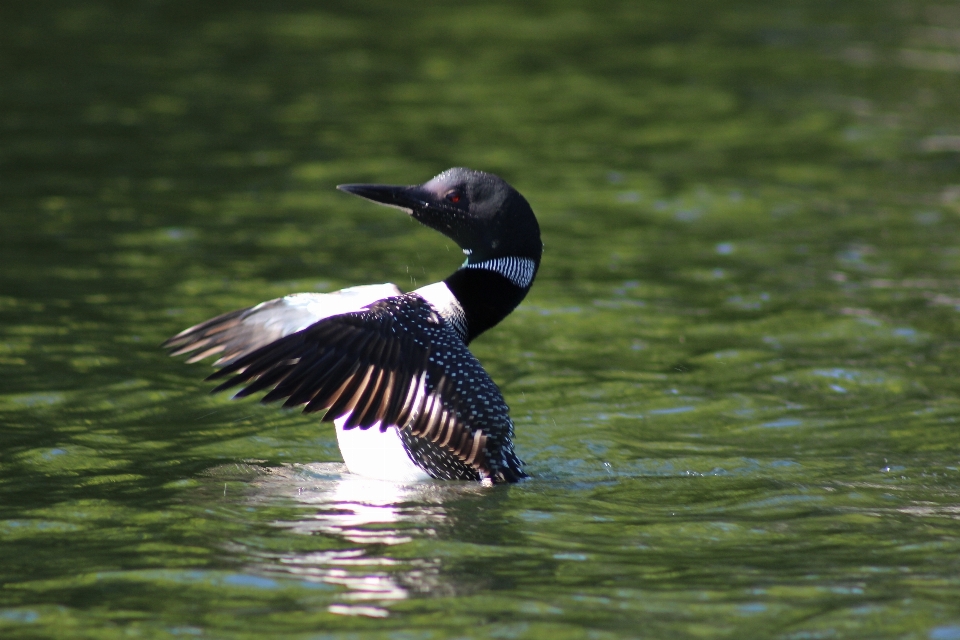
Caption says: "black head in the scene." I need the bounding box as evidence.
[338,168,542,264]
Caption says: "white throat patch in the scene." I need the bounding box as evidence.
[461,257,537,288]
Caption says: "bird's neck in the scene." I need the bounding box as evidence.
[413,256,538,344]
[443,257,538,343]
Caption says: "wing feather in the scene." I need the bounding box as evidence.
[307,361,362,414]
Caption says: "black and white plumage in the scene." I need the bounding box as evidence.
[164,168,542,485]
[462,257,537,289]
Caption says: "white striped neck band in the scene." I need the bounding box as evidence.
[461,256,537,288]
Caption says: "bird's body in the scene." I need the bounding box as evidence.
[164,168,541,485]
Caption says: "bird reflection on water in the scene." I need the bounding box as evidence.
[242,464,488,616]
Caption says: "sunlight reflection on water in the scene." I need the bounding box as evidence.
[245,464,485,616]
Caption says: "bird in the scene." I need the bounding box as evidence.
[163,168,542,485]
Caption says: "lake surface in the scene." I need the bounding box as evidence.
[3,1,960,637]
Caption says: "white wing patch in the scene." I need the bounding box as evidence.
[277,283,404,331]
[164,283,403,366]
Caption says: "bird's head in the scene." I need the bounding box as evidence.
[338,167,541,264]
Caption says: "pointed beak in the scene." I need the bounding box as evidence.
[336,183,431,214]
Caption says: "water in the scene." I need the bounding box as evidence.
[3,1,960,637]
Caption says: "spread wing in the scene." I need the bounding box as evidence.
[166,293,523,483]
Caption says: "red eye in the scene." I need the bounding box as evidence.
[446,191,461,204]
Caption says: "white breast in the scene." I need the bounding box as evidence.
[334,417,431,482]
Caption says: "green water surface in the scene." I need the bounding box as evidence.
[3,1,960,638]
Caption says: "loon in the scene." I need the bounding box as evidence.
[163,168,542,485]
